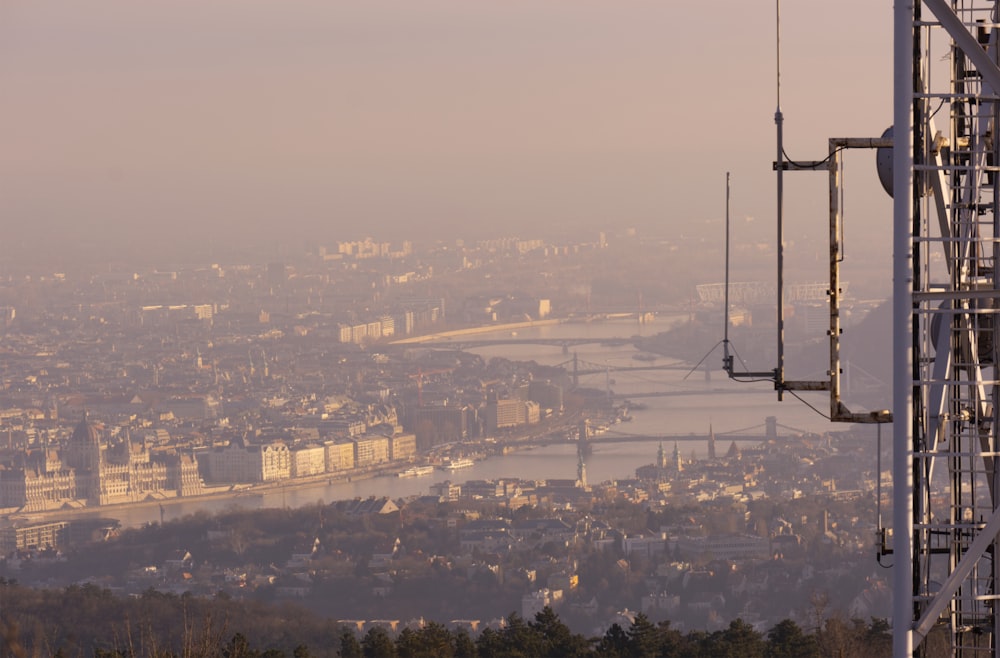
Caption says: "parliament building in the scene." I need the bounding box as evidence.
[0,415,203,512]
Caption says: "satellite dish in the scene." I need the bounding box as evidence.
[876,126,894,197]
[930,300,995,363]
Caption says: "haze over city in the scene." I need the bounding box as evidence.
[0,3,918,656]
[2,1,892,271]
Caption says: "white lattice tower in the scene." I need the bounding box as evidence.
[897,1,1000,654]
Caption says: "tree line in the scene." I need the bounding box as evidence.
[0,578,904,657]
[330,610,892,658]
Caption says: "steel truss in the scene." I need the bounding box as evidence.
[898,1,1000,654]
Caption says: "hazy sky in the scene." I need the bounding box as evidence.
[0,1,893,265]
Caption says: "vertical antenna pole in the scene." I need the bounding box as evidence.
[876,424,883,543]
[775,0,786,399]
[892,0,915,653]
[724,172,733,374]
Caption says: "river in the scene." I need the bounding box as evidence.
[99,316,845,527]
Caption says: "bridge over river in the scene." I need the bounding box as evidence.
[502,417,820,452]
[397,336,634,351]
[392,340,704,385]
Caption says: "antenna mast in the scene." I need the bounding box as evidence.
[775,0,785,400]
[722,2,890,424]
[721,1,1000,652]
[895,0,1000,654]
[723,172,732,374]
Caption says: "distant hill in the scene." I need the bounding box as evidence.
[636,300,894,413]
[840,301,892,412]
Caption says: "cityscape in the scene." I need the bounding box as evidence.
[0,229,899,655]
[12,0,996,654]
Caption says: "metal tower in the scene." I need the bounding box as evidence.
[896,1,1000,654]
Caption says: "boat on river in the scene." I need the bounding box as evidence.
[397,465,435,478]
[440,458,475,472]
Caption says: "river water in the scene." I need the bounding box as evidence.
[106,316,843,527]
